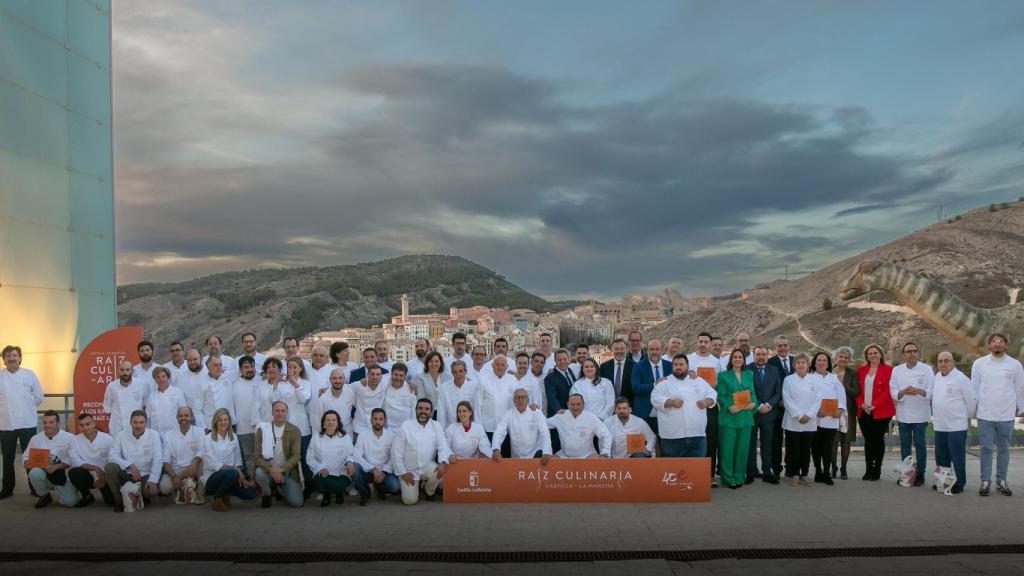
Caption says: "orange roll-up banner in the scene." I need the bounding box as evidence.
[72,326,143,433]
[444,457,711,503]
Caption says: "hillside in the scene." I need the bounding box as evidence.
[117,255,551,356]
[651,200,1024,363]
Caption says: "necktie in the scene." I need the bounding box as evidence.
[654,364,661,380]
[759,367,765,381]
[614,362,622,395]
[782,358,789,373]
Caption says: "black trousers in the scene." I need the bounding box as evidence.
[67,467,116,506]
[859,414,891,472]
[771,407,785,476]
[812,427,837,473]
[705,406,719,476]
[0,427,35,495]
[485,431,512,458]
[784,430,815,477]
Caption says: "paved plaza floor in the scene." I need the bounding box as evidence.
[1,448,1022,574]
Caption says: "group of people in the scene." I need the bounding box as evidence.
[1,327,1021,513]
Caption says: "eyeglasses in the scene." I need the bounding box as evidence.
[903,349,919,354]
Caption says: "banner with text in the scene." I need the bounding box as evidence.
[444,458,711,503]
[72,326,143,433]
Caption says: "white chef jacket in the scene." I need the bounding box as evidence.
[132,363,158,395]
[603,414,657,457]
[314,387,353,437]
[232,375,270,435]
[102,379,147,438]
[812,372,848,430]
[353,428,395,473]
[0,367,44,430]
[890,362,934,424]
[145,385,187,434]
[23,429,75,465]
[305,363,334,430]
[477,370,518,433]
[436,378,480,429]
[173,368,206,429]
[201,374,236,427]
[69,431,114,470]
[265,378,312,436]
[202,354,237,376]
[444,421,492,459]
[547,410,611,458]
[971,354,1024,421]
[382,379,418,433]
[162,425,204,469]
[200,432,241,484]
[650,375,717,439]
[110,428,163,482]
[443,353,473,374]
[307,432,355,476]
[932,368,977,432]
[514,372,546,411]
[492,407,551,458]
[782,373,822,432]
[392,418,451,480]
[569,377,615,419]
[345,380,387,435]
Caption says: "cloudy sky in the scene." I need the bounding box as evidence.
[113,0,1024,300]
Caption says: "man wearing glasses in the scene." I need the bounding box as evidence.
[889,341,934,487]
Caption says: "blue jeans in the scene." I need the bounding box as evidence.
[255,468,304,507]
[204,469,258,500]
[660,436,706,458]
[898,421,928,475]
[352,462,400,495]
[978,419,1013,483]
[934,430,967,490]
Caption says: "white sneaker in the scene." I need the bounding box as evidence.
[347,487,359,496]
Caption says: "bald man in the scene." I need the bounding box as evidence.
[102,360,148,439]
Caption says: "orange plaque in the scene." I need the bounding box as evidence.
[626,433,648,454]
[696,367,716,384]
[732,390,751,407]
[820,399,839,415]
[26,448,50,469]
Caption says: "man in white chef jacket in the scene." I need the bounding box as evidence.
[23,410,77,508]
[104,410,163,512]
[0,344,44,499]
[392,398,451,505]
[546,394,612,459]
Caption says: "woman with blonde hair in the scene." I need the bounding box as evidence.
[830,346,859,479]
[855,344,895,481]
[201,408,257,511]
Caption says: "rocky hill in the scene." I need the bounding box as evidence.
[117,255,552,357]
[651,200,1024,364]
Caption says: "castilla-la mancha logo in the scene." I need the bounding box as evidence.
[469,471,479,487]
[661,470,694,491]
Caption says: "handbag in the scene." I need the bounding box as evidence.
[121,481,145,513]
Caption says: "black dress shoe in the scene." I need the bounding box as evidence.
[359,493,369,506]
[0,491,13,500]
[913,475,925,487]
[423,493,435,501]
[744,476,755,485]
[113,504,124,513]
[840,469,848,480]
[261,496,272,508]
[335,494,344,504]
[763,475,779,485]
[73,493,95,508]
[824,476,834,486]
[35,494,53,509]
[320,496,331,508]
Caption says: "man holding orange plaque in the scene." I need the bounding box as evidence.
[688,333,722,486]
[24,410,78,508]
[603,397,656,458]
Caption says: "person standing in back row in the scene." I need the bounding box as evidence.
[766,336,795,479]
[0,345,44,499]
[717,350,757,489]
[890,342,933,487]
[971,333,1024,497]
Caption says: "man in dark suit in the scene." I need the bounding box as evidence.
[599,338,633,401]
[629,340,672,434]
[347,347,389,383]
[747,346,783,484]
[765,336,794,477]
[544,349,576,417]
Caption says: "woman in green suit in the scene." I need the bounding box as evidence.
[717,349,758,489]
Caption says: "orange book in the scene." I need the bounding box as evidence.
[820,398,839,415]
[696,367,716,384]
[626,434,647,454]
[26,448,50,469]
[732,390,751,407]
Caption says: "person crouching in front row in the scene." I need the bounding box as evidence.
[255,401,304,508]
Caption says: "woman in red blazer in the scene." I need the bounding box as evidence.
[855,344,895,481]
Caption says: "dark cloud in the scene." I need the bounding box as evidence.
[832,204,889,218]
[116,55,961,297]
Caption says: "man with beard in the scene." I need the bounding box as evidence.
[546,394,611,459]
[443,333,473,375]
[436,361,480,429]
[240,333,267,371]
[600,339,632,400]
[568,343,590,378]
[283,336,313,375]
[513,352,544,410]
[315,368,353,437]
[483,338,514,375]
[352,408,400,500]
[392,399,450,505]
[651,354,718,457]
[24,410,77,508]
[203,336,236,376]
[375,340,395,372]
[67,413,115,508]
[348,348,389,383]
[406,338,430,376]
[102,360,147,439]
[133,340,158,394]
[0,344,44,499]
[105,411,162,512]
[201,356,235,432]
[688,333,721,486]
[163,341,187,385]
[176,348,206,429]
[232,356,269,474]
[305,346,333,437]
[538,333,556,374]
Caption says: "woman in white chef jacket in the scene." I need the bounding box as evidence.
[810,352,846,486]
[306,410,359,507]
[569,358,615,420]
[444,401,492,461]
[782,354,821,487]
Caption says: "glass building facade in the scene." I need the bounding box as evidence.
[0,0,115,393]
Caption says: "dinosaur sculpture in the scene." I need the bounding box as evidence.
[839,260,1024,358]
